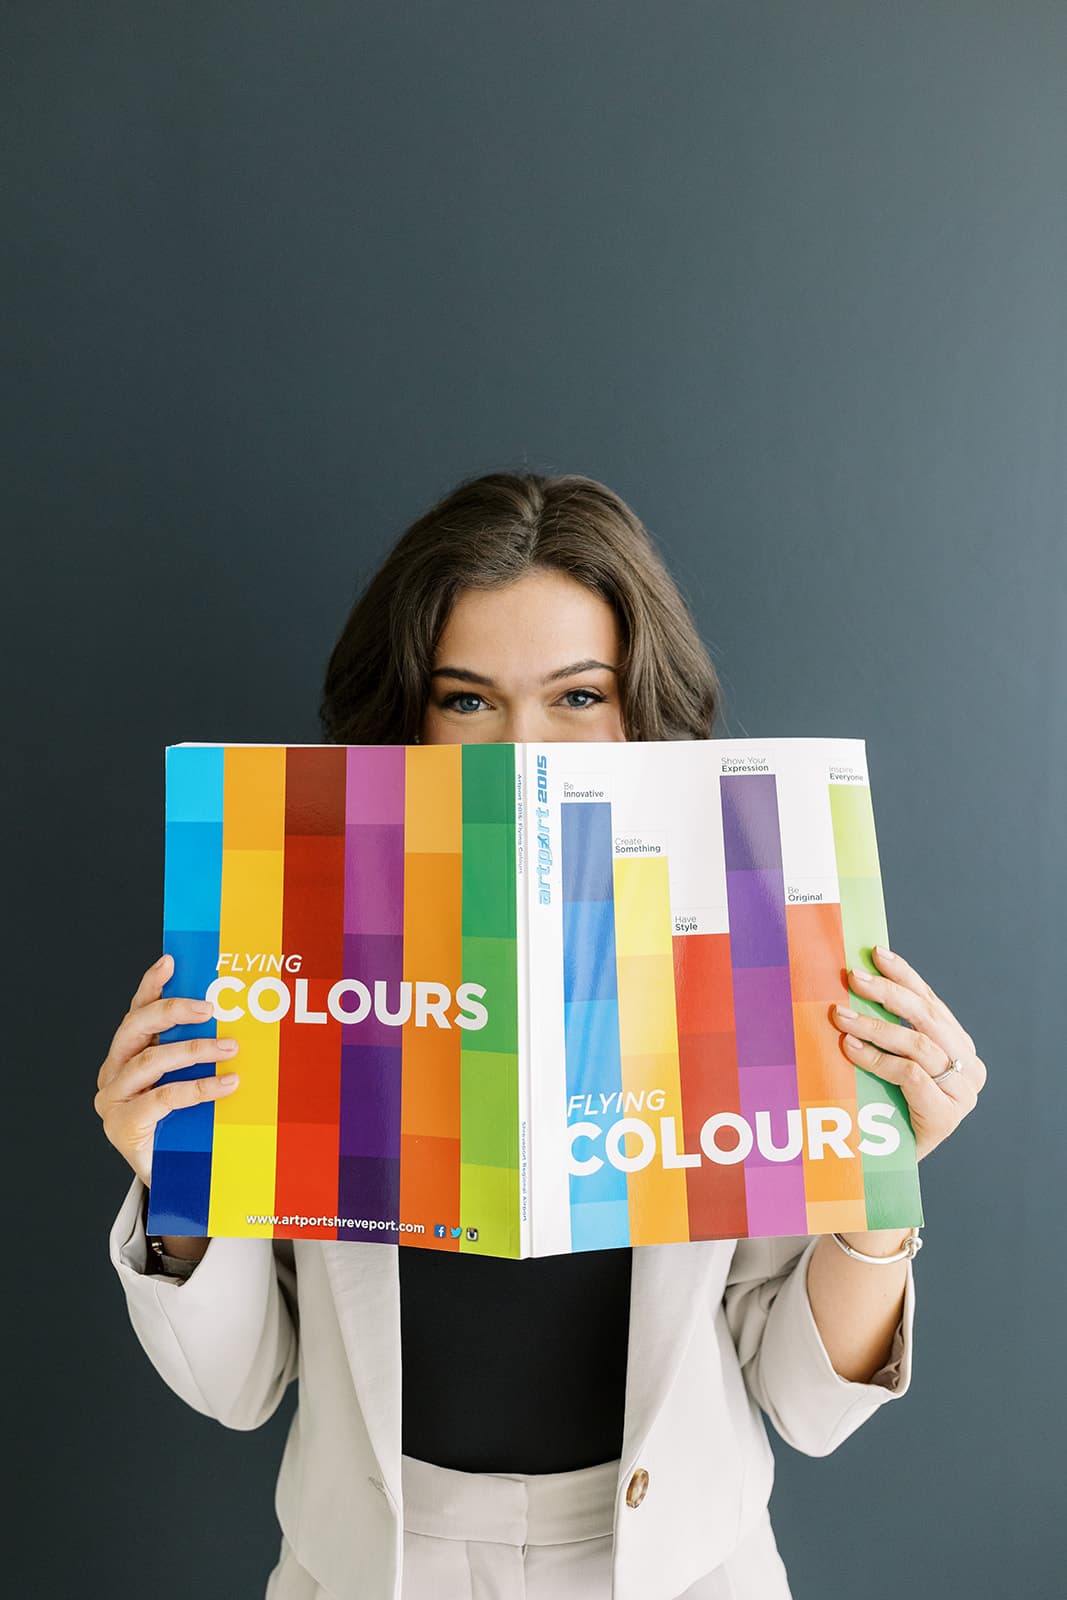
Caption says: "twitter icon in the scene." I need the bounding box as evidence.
[450,1226,463,1239]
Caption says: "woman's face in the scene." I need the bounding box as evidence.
[421,569,627,745]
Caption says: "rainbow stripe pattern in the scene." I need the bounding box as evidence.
[149,743,520,1255]
[560,771,922,1248]
[150,739,921,1254]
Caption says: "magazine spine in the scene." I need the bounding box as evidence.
[515,743,533,1258]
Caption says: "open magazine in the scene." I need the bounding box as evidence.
[147,738,923,1257]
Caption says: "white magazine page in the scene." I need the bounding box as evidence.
[524,736,889,1255]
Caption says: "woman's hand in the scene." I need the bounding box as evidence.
[94,953,241,1189]
[830,944,986,1163]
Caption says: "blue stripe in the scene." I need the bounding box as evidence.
[165,745,225,822]
[163,821,223,930]
[150,749,225,1235]
[561,802,628,1248]
[561,802,614,901]
[563,898,618,1001]
[571,1199,631,1252]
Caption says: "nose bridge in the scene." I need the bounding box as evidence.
[501,704,551,745]
[498,688,544,746]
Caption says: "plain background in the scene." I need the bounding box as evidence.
[6,3,1064,1596]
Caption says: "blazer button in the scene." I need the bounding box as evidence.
[625,1468,649,1508]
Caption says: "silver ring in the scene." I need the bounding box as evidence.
[930,1056,965,1088]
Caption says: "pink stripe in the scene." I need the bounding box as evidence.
[345,746,405,825]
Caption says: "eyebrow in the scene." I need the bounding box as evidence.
[430,659,618,687]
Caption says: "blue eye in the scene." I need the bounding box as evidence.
[438,688,607,714]
[440,692,486,714]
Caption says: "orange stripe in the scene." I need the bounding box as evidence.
[401,748,462,1248]
[786,902,865,1213]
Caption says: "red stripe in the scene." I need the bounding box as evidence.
[674,934,749,1240]
[276,748,348,1238]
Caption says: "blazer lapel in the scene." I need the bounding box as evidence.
[319,1235,736,1507]
[620,1238,732,1471]
[322,1240,404,1504]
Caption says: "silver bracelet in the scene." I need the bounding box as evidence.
[830,1226,922,1264]
[147,1235,199,1279]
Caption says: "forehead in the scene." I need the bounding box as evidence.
[434,571,621,669]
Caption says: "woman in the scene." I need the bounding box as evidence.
[97,471,985,1600]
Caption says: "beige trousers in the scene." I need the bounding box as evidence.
[399,1453,793,1600]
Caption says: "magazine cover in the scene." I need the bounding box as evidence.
[146,738,923,1256]
[524,738,923,1256]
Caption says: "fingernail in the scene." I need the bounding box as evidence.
[218,1038,238,1052]
[835,1005,859,1019]
[153,954,168,971]
[217,1073,239,1088]
[844,1034,864,1048]
[192,1000,213,1016]
[851,970,872,984]
[874,944,895,960]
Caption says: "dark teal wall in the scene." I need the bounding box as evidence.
[7,3,1062,1594]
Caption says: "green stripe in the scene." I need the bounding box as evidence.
[828,784,890,1012]
[462,823,516,938]
[829,783,923,1229]
[461,743,516,822]
[460,744,520,1256]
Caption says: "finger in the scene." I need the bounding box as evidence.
[831,1003,950,1077]
[144,1070,241,1120]
[869,945,975,1049]
[841,1032,976,1111]
[101,1068,241,1173]
[129,952,174,1014]
[103,1033,240,1104]
[847,965,969,1063]
[842,1032,964,1162]
[99,993,216,1092]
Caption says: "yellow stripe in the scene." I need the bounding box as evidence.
[210,748,286,1236]
[612,856,689,1245]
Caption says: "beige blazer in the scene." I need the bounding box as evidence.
[108,1171,914,1600]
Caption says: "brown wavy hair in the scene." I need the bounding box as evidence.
[318,470,721,744]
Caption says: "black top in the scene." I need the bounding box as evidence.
[398,1245,633,1473]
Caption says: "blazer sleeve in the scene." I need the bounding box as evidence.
[721,1233,915,1458]
[107,1169,299,1431]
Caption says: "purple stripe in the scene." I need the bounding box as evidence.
[721,774,783,872]
[339,1045,403,1157]
[743,1164,808,1238]
[345,746,405,825]
[345,824,405,935]
[730,958,807,1235]
[339,748,406,1212]
[725,869,788,968]
[338,1155,400,1239]
[737,1064,804,1168]
[732,967,796,1068]
[721,775,803,1232]
[341,933,406,1048]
